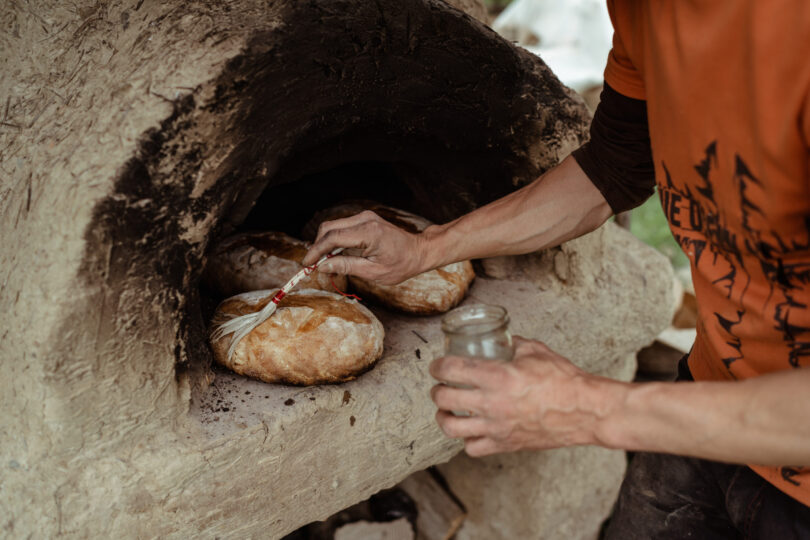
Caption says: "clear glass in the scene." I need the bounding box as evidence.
[442,304,514,362]
[441,304,513,416]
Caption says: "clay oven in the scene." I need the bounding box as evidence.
[0,1,674,538]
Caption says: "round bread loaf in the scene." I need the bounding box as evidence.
[210,289,384,385]
[304,202,475,315]
[351,260,475,315]
[202,231,347,297]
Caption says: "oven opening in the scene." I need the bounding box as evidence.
[238,160,418,237]
[188,155,453,435]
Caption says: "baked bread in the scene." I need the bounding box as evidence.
[202,231,347,297]
[210,289,384,385]
[304,202,475,315]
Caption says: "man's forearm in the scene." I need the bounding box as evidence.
[592,368,810,466]
[304,83,653,282]
[418,155,613,271]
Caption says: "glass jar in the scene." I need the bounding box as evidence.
[441,304,514,362]
[440,304,513,416]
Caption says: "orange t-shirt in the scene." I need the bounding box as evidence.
[605,0,810,505]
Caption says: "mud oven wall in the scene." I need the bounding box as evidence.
[0,1,674,538]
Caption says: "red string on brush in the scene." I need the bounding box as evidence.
[330,276,362,301]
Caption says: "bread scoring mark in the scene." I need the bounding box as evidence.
[435,266,470,290]
[280,294,371,332]
[217,292,371,336]
[217,293,277,317]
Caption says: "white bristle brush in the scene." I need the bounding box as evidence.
[211,247,344,360]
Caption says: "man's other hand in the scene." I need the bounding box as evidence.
[429,336,625,457]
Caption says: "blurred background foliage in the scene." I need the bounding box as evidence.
[629,193,690,270]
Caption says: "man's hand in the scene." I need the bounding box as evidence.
[303,156,613,285]
[302,210,432,285]
[432,337,810,466]
[430,336,626,457]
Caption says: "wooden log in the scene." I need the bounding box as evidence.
[334,518,415,540]
[399,470,466,540]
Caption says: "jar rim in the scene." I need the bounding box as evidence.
[441,304,510,335]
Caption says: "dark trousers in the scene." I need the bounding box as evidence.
[605,357,810,539]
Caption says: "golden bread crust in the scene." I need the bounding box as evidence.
[210,289,385,385]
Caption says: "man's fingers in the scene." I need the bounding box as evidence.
[314,211,379,243]
[463,436,503,457]
[435,410,490,439]
[511,335,531,347]
[430,355,506,390]
[317,255,375,278]
[513,335,551,356]
[431,384,484,415]
[303,211,380,265]
[303,224,373,266]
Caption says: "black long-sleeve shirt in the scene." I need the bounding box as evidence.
[572,82,656,214]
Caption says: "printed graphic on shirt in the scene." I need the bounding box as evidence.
[658,141,810,373]
[658,140,810,491]
[784,466,807,487]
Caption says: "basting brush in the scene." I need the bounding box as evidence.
[211,247,344,360]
